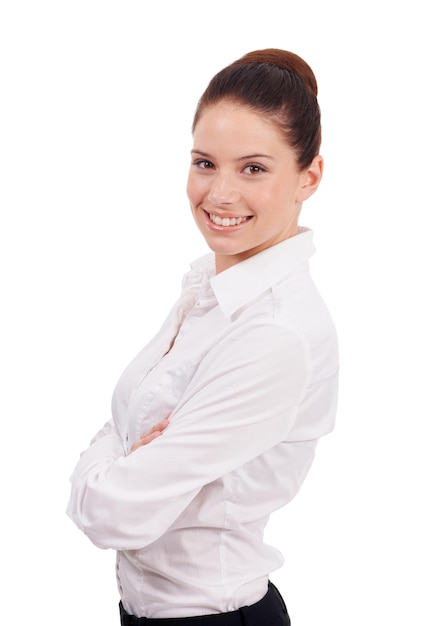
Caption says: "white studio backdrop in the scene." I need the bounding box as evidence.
[1,2,429,625]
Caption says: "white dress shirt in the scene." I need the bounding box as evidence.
[67,228,339,618]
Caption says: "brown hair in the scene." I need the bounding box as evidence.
[192,48,321,170]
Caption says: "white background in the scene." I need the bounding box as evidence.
[1,1,430,624]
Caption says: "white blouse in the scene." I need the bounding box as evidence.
[67,228,339,618]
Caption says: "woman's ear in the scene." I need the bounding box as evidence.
[297,155,324,202]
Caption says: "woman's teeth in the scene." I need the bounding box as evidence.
[209,213,249,226]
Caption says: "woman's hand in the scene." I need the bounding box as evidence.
[129,415,171,453]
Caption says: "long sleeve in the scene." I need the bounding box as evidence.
[66,321,309,550]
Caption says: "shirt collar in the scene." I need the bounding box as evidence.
[188,227,316,318]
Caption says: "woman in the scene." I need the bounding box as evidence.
[67,48,339,625]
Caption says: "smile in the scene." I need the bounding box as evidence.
[207,211,252,227]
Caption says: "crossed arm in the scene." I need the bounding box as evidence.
[67,325,311,551]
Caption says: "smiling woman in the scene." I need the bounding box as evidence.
[67,49,339,626]
[188,102,323,273]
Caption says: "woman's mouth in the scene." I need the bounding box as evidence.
[205,210,252,228]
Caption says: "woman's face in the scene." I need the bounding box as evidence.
[187,100,322,273]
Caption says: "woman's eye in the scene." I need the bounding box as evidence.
[244,164,264,174]
[194,159,214,169]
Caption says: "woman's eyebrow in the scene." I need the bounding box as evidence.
[191,150,274,161]
[236,153,274,161]
[191,149,212,157]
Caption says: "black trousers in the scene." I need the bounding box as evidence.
[119,582,290,626]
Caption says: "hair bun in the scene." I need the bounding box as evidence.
[236,48,318,98]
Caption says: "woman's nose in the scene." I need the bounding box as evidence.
[208,172,240,205]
